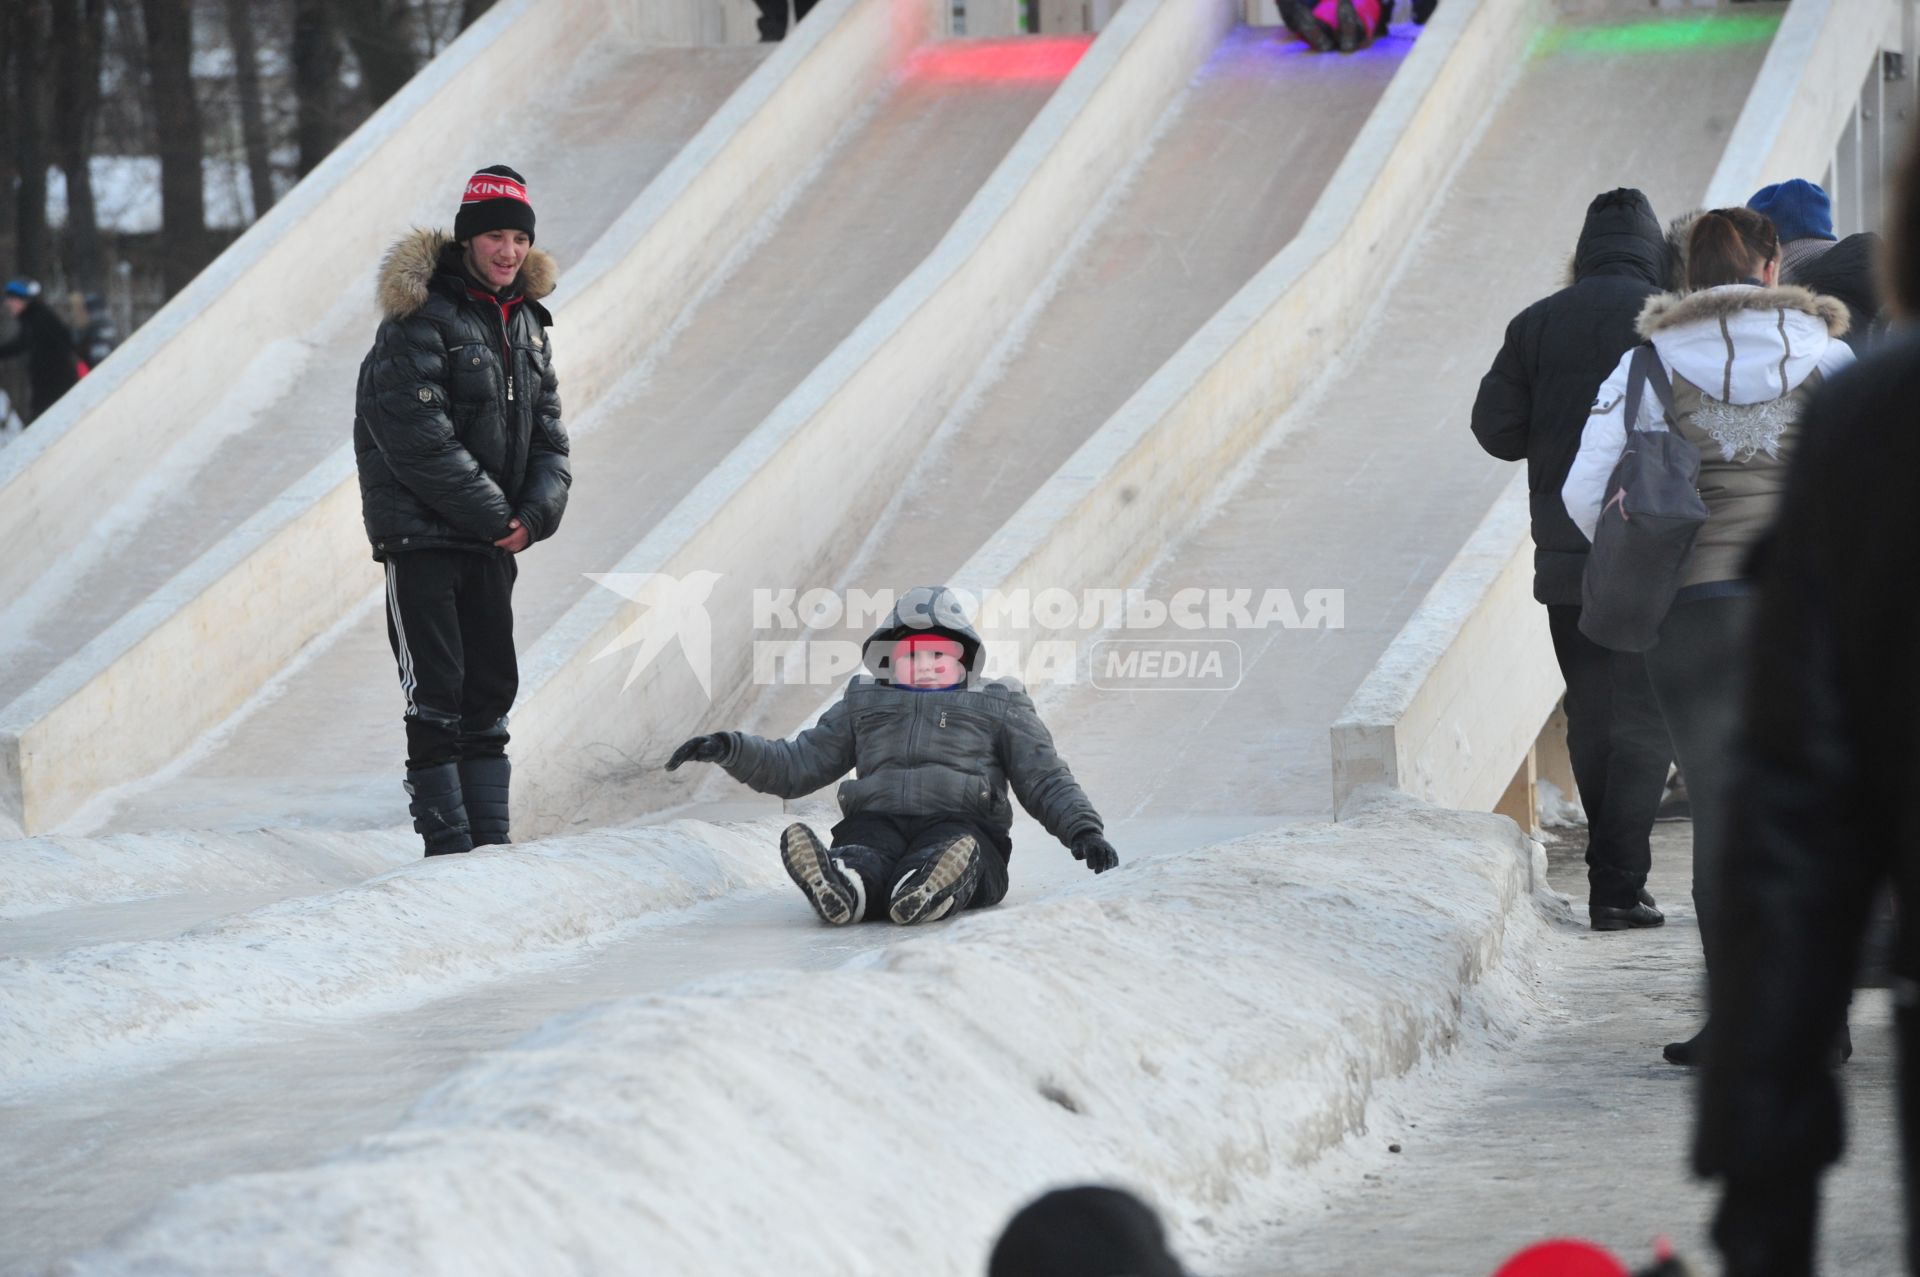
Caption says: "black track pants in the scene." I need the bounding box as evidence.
[383,549,518,770]
[829,812,1011,915]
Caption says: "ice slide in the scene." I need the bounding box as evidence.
[0,0,1071,837]
[0,1,1800,1272]
[0,7,768,826]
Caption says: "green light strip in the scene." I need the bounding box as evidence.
[1535,12,1782,58]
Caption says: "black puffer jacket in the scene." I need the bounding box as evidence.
[718,587,1104,856]
[1693,331,1920,1196]
[0,296,81,421]
[1786,232,1883,353]
[353,230,570,561]
[1471,189,1669,605]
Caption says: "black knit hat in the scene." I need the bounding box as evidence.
[454,164,536,245]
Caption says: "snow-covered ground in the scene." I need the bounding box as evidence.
[12,799,1546,1274]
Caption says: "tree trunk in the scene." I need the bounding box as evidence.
[223,0,277,220]
[291,0,341,177]
[52,0,108,293]
[336,0,418,108]
[460,0,496,30]
[10,0,52,281]
[140,0,208,294]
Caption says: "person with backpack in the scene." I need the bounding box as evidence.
[1562,207,1853,1066]
[1472,188,1676,934]
[0,277,83,424]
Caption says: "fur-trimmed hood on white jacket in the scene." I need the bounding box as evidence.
[1636,283,1850,406]
[1560,283,1856,542]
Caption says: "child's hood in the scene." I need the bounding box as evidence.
[862,585,985,677]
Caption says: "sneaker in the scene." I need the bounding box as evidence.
[1591,900,1665,931]
[889,835,982,926]
[1278,0,1336,51]
[1334,0,1364,51]
[780,823,864,926]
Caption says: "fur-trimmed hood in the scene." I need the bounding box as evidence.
[1637,284,1850,405]
[375,228,557,319]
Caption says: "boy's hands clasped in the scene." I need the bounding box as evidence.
[1072,830,1119,874]
[665,734,728,771]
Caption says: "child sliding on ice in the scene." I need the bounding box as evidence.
[665,586,1120,926]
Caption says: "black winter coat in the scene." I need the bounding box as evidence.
[1694,331,1920,1198]
[0,297,81,421]
[1471,189,1669,605]
[354,230,570,561]
[1786,232,1883,353]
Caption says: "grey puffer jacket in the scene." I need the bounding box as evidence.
[353,229,570,561]
[719,588,1103,855]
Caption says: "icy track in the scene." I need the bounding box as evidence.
[23,800,1544,1275]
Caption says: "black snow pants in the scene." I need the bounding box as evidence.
[829,811,1011,918]
[1547,604,1674,908]
[383,549,518,770]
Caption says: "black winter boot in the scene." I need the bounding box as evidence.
[889,835,982,925]
[405,763,473,857]
[460,757,512,846]
[1334,0,1364,51]
[780,823,865,926]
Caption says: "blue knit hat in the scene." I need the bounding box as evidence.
[1747,179,1836,243]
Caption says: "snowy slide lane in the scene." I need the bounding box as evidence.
[734,22,1405,747]
[51,805,1543,1276]
[89,38,1074,841]
[1030,5,1785,834]
[0,40,764,734]
[0,819,789,1099]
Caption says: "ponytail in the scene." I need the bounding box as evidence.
[1686,207,1780,290]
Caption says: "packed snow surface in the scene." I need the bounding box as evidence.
[1,820,789,1097]
[46,800,1544,1275]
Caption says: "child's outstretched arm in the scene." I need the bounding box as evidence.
[998,689,1115,872]
[663,697,858,800]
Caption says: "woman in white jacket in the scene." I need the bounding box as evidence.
[1563,207,1854,1066]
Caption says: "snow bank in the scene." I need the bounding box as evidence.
[57,801,1545,1276]
[1,819,789,1097]
[0,827,416,919]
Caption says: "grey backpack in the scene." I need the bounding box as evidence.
[1578,344,1710,652]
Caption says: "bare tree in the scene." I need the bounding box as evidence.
[52,0,109,293]
[10,0,53,280]
[460,0,495,29]
[336,0,419,108]
[291,0,341,177]
[223,0,278,221]
[140,0,207,292]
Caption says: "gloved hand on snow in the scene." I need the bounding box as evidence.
[665,734,728,771]
[1071,831,1119,874]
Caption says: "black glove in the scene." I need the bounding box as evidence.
[665,734,727,771]
[1071,831,1119,874]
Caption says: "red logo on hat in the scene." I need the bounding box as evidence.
[463,175,528,205]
